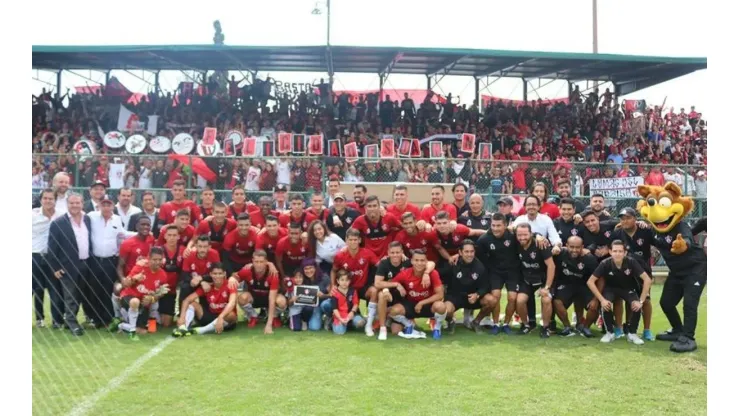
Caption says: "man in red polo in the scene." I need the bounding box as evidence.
[420,185,457,225]
[386,185,422,219]
[158,179,202,226]
[279,194,317,232]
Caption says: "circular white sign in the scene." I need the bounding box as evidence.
[225,130,243,146]
[172,133,195,155]
[126,134,147,154]
[103,131,126,149]
[196,140,221,157]
[73,139,97,157]
[149,135,171,153]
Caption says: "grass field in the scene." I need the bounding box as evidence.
[32,285,707,416]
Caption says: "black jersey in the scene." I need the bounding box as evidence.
[610,227,655,272]
[651,221,707,272]
[593,256,645,290]
[554,250,598,285]
[583,219,619,261]
[454,202,471,219]
[375,258,411,282]
[553,217,585,241]
[517,241,553,285]
[459,211,491,231]
[475,229,519,274]
[446,258,489,297]
[326,207,360,241]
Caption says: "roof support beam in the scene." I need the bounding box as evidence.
[428,55,468,76]
[124,69,155,86]
[475,58,535,78]
[326,46,334,86]
[147,52,203,72]
[64,70,104,86]
[380,53,403,80]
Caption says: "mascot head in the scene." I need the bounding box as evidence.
[636,182,694,233]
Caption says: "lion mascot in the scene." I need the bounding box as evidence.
[636,182,707,353]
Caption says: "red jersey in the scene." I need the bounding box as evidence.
[195,283,236,315]
[394,229,441,262]
[182,249,221,276]
[255,228,289,255]
[222,228,259,264]
[275,236,310,271]
[392,269,443,303]
[347,202,366,215]
[196,219,237,252]
[307,207,330,222]
[437,224,472,256]
[157,224,195,246]
[330,287,359,324]
[249,210,279,230]
[158,200,202,226]
[516,202,560,219]
[199,204,214,218]
[236,265,280,297]
[332,247,379,290]
[226,202,259,220]
[350,214,401,258]
[161,244,185,287]
[121,264,167,299]
[386,202,422,220]
[420,203,458,225]
[119,235,155,276]
[279,211,317,231]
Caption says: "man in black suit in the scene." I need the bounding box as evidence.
[127,191,161,238]
[47,193,94,336]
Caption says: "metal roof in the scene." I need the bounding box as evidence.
[32,45,706,95]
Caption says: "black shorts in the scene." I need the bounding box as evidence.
[250,293,271,309]
[447,293,483,311]
[197,308,220,325]
[158,293,176,316]
[358,279,376,301]
[603,287,640,305]
[554,283,593,308]
[399,299,435,319]
[383,287,404,306]
[520,280,544,298]
[490,271,521,292]
[121,295,150,328]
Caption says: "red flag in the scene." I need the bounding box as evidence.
[278,132,292,154]
[202,127,217,146]
[242,137,257,157]
[380,138,395,158]
[168,154,216,182]
[344,142,358,163]
[308,135,324,155]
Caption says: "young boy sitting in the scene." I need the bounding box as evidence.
[330,270,366,335]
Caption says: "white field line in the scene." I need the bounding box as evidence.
[67,337,175,416]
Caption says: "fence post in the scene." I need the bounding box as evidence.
[74,153,81,189]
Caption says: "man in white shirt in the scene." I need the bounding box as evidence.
[663,167,684,192]
[276,158,292,187]
[138,159,153,189]
[245,161,262,191]
[114,187,142,230]
[511,194,562,246]
[52,172,70,214]
[88,196,126,328]
[127,191,160,238]
[32,188,64,328]
[695,171,707,198]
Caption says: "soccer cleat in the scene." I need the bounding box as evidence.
[600,332,616,343]
[404,325,414,335]
[36,320,46,328]
[378,327,388,341]
[171,328,185,338]
[52,322,63,330]
[479,317,494,327]
[627,333,645,345]
[614,327,624,339]
[447,319,456,334]
[365,324,374,337]
[272,317,282,328]
[413,329,427,339]
[669,335,697,353]
[540,327,550,338]
[643,329,655,341]
[128,332,140,342]
[490,324,501,335]
[432,329,442,340]
[471,321,483,335]
[501,324,513,335]
[558,327,576,337]
[399,326,422,339]
[657,330,680,342]
[248,316,259,328]
[518,325,532,335]
[108,318,121,333]
[576,324,594,338]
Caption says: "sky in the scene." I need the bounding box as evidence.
[30,0,707,114]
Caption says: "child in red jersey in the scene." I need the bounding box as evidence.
[330,270,366,335]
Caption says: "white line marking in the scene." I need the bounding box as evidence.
[67,337,175,416]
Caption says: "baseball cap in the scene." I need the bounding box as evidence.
[497,197,514,206]
[333,192,346,201]
[697,170,706,177]
[274,184,287,192]
[618,207,637,218]
[100,195,114,205]
[90,180,107,189]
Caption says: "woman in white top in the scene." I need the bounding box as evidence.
[307,220,346,275]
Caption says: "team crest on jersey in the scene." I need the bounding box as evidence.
[571,229,579,236]
[421,239,427,245]
[453,236,461,242]
[472,273,478,280]
[604,231,611,238]
[267,244,273,249]
[135,248,142,254]
[467,220,472,226]
[191,264,196,270]
[346,217,352,224]
[388,272,393,278]
[382,224,389,231]
[481,220,488,226]
[625,269,631,275]
[665,236,672,243]
[222,291,227,297]
[303,222,308,229]
[578,263,584,270]
[206,262,212,268]
[409,282,414,288]
[359,258,365,265]
[366,229,371,235]
[636,239,644,246]
[456,272,463,279]
[286,281,293,288]
[300,247,306,253]
[248,241,254,247]
[249,279,255,285]
[530,252,537,259]
[490,244,496,250]
[406,243,412,248]
[343,263,349,269]
[171,210,176,217]
[504,240,511,247]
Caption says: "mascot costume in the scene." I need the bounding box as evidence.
[637,182,707,353]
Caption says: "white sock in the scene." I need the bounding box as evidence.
[184,305,195,328]
[120,308,129,322]
[366,302,377,327]
[111,294,121,319]
[241,303,255,318]
[195,320,217,334]
[391,315,413,328]
[434,312,446,331]
[128,309,139,328]
[463,309,472,323]
[119,322,135,332]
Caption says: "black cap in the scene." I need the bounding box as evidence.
[274,184,287,192]
[496,197,513,206]
[90,180,107,189]
[618,207,637,218]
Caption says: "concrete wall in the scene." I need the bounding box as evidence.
[338,182,456,206]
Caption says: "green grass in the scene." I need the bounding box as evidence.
[32,285,707,416]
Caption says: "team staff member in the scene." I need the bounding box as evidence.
[495,197,516,225]
[350,196,402,258]
[194,202,237,253]
[307,192,331,222]
[511,195,561,246]
[128,192,160,238]
[550,237,599,337]
[587,240,652,345]
[347,184,368,215]
[174,262,237,336]
[235,250,286,334]
[32,188,64,328]
[326,193,360,241]
[394,212,448,263]
[158,179,202,226]
[222,213,259,274]
[83,180,107,213]
[443,240,493,334]
[458,194,490,231]
[475,213,521,335]
[113,187,141,230]
[389,250,447,340]
[610,207,657,341]
[515,223,556,338]
[279,194,318,232]
[553,198,584,242]
[47,193,93,336]
[451,183,471,219]
[583,194,610,221]
[88,196,125,328]
[420,185,458,225]
[118,247,170,341]
[386,185,422,220]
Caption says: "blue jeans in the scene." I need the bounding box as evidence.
[332,315,366,335]
[320,298,333,317]
[289,306,322,331]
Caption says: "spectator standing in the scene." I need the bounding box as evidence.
[695,171,707,198]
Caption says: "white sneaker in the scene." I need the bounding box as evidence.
[600,333,616,343]
[365,325,374,337]
[479,317,494,327]
[627,333,645,345]
[398,331,423,339]
[378,328,387,341]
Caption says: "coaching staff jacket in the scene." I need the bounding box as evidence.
[47,214,93,278]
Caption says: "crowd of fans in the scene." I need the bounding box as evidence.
[32,77,708,201]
